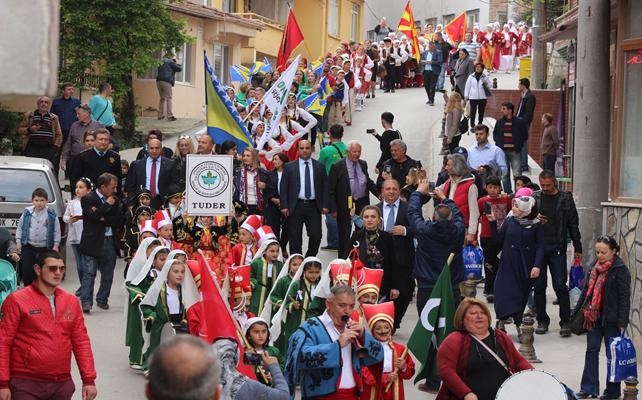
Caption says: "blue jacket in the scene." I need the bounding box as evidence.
[285,316,383,399]
[408,192,466,289]
[20,207,57,248]
[492,115,529,151]
[51,96,81,131]
[156,59,182,86]
[421,48,443,74]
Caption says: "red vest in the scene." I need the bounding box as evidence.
[443,178,475,227]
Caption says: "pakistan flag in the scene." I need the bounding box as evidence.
[408,259,456,383]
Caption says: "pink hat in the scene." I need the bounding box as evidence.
[515,187,534,198]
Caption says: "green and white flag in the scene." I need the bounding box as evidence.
[408,258,456,383]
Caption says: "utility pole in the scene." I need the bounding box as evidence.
[573,0,610,262]
[530,0,546,88]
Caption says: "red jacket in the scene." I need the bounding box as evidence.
[436,330,532,400]
[443,177,476,228]
[361,341,415,400]
[0,284,96,388]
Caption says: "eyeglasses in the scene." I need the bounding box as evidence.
[38,100,50,104]
[45,265,66,273]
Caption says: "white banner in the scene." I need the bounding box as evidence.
[257,55,301,149]
[185,154,233,216]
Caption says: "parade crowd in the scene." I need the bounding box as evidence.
[0,14,633,400]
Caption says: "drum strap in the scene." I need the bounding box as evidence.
[469,334,512,375]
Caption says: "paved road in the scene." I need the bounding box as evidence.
[60,73,596,399]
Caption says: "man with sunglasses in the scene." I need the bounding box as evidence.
[0,249,97,400]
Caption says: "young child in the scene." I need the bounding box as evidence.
[15,187,61,286]
[164,184,184,221]
[361,302,415,400]
[352,267,384,327]
[140,258,199,372]
[244,317,282,386]
[126,188,154,226]
[125,245,169,369]
[229,264,254,328]
[229,215,261,267]
[63,177,92,295]
[123,205,153,263]
[250,239,283,316]
[477,176,512,302]
[120,159,130,207]
[154,210,177,250]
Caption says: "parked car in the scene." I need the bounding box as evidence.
[0,156,67,263]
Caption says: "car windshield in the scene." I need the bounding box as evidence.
[0,169,54,202]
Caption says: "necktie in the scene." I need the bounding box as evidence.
[150,158,158,198]
[350,162,360,198]
[386,203,396,232]
[99,151,105,157]
[304,161,311,199]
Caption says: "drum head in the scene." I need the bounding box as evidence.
[496,370,566,400]
[160,322,176,343]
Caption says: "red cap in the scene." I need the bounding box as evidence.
[362,301,395,331]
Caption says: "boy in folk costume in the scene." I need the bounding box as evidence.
[229,214,261,267]
[352,267,384,327]
[361,302,415,400]
[163,184,184,221]
[229,264,255,328]
[139,257,199,372]
[123,205,154,263]
[153,209,178,250]
[249,227,284,316]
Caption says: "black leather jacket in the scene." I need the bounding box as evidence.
[532,189,582,253]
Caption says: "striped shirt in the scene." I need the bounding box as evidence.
[503,119,514,151]
[28,111,55,146]
[458,41,481,61]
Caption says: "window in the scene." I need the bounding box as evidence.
[0,169,53,203]
[328,0,339,37]
[213,43,230,83]
[467,9,479,30]
[618,49,642,198]
[222,0,236,13]
[350,3,359,41]
[201,0,212,7]
[496,11,507,26]
[250,0,288,23]
[175,42,193,84]
[141,50,163,79]
[624,2,642,39]
[442,14,455,25]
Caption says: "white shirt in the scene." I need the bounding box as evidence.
[277,171,283,195]
[382,341,393,373]
[96,190,112,237]
[243,244,253,265]
[246,169,258,205]
[166,286,180,315]
[319,311,356,389]
[298,158,316,200]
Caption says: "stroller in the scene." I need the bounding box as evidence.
[0,259,17,306]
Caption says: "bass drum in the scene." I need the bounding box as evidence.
[496,369,567,400]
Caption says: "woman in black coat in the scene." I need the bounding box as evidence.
[263,153,289,254]
[349,205,398,301]
[575,235,631,399]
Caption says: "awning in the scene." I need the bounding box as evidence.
[167,1,264,31]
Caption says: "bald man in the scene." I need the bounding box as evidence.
[18,96,64,175]
[146,336,221,400]
[126,138,174,209]
[197,134,215,155]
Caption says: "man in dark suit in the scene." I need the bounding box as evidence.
[326,141,379,258]
[377,178,415,331]
[517,77,536,172]
[280,140,325,257]
[126,138,174,210]
[69,128,121,195]
[79,172,125,313]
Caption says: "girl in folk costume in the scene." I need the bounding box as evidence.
[124,245,169,369]
[517,25,532,57]
[328,70,348,128]
[234,148,267,214]
[499,24,517,73]
[361,302,415,400]
[139,257,199,371]
[123,205,154,263]
[353,56,372,112]
[125,188,154,227]
[285,91,317,150]
[229,264,255,328]
[400,36,417,89]
[479,24,496,73]
[244,317,283,386]
[249,230,284,316]
[229,214,261,267]
[280,100,314,161]
[341,58,357,125]
[163,184,184,221]
[153,210,178,250]
[491,23,503,71]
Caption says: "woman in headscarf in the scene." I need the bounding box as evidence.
[213,338,289,400]
[486,188,544,334]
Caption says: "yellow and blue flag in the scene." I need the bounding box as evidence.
[205,52,253,151]
[229,64,250,82]
[301,92,327,116]
[309,60,324,76]
[251,57,272,75]
[318,76,333,98]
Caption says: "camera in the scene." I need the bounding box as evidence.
[243,352,263,366]
[366,128,375,134]
[384,164,392,174]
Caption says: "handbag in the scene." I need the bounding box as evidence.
[459,115,469,135]
[482,82,492,97]
[607,333,637,382]
[569,295,589,335]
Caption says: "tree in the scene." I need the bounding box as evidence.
[59,0,189,137]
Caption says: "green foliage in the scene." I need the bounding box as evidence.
[515,0,567,30]
[59,0,190,135]
[0,107,23,154]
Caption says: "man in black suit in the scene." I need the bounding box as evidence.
[326,141,379,258]
[517,78,537,172]
[126,138,174,210]
[79,173,125,313]
[377,178,415,331]
[280,140,325,257]
[69,128,121,195]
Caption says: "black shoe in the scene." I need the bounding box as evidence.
[321,245,338,250]
[97,302,110,310]
[486,294,494,303]
[599,394,620,399]
[560,324,571,337]
[576,391,598,399]
[391,88,395,93]
[384,90,390,93]
[417,383,439,394]
[167,116,177,121]
[535,321,549,334]
[82,303,92,314]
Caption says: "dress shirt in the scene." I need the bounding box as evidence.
[166,286,180,315]
[145,156,161,195]
[382,198,406,235]
[277,171,283,195]
[467,142,508,175]
[93,147,107,157]
[422,50,433,71]
[298,158,316,200]
[346,159,367,199]
[96,190,113,237]
[319,311,356,389]
[382,341,393,373]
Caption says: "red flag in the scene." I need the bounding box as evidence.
[194,251,257,379]
[277,9,304,72]
[397,1,421,60]
[444,12,467,43]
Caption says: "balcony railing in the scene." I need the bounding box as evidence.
[233,13,284,29]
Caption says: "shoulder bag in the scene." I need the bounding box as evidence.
[469,333,512,375]
[569,295,589,335]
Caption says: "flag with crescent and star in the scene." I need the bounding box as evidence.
[407,256,456,383]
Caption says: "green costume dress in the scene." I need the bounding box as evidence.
[280,279,324,348]
[269,274,292,355]
[249,257,283,316]
[252,345,283,386]
[125,275,154,366]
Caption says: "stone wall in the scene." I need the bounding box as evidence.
[604,204,642,349]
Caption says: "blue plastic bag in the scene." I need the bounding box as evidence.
[568,261,584,290]
[463,245,484,280]
[607,334,638,382]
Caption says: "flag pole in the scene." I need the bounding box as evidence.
[242,96,266,122]
[385,347,409,392]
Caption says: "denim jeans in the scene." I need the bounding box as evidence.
[502,150,522,194]
[580,322,621,397]
[533,245,570,326]
[520,139,529,170]
[325,214,339,247]
[436,64,446,91]
[81,237,117,306]
[70,243,86,285]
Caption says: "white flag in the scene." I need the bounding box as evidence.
[257,55,301,150]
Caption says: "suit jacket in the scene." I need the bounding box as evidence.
[377,200,416,268]
[69,148,122,195]
[517,90,537,127]
[326,158,378,214]
[280,158,325,214]
[350,228,398,291]
[126,156,174,209]
[79,191,125,258]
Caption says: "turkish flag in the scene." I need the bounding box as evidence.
[444,12,467,43]
[277,9,304,71]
